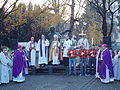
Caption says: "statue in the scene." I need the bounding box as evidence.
[47,26,62,43]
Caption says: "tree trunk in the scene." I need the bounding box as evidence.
[102,16,107,37]
[102,15,108,44]
[69,0,75,37]
[108,13,114,36]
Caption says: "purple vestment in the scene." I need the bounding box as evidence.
[40,39,47,57]
[13,49,25,78]
[98,48,114,79]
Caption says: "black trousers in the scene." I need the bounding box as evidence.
[63,57,69,66]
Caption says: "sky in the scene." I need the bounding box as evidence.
[0,0,85,20]
[19,0,86,18]
[20,0,47,6]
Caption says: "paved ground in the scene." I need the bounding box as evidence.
[0,75,120,90]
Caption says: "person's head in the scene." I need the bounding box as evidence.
[80,44,84,49]
[53,34,58,41]
[31,37,34,41]
[66,36,69,40]
[114,50,119,55]
[41,34,45,39]
[97,44,102,49]
[80,35,86,38]
[17,45,22,50]
[22,46,26,51]
[1,46,7,53]
[71,45,74,49]
[101,44,108,50]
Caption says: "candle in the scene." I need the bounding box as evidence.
[92,38,93,45]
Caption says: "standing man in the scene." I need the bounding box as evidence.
[67,44,77,75]
[95,45,102,78]
[98,44,114,83]
[88,46,96,75]
[78,31,89,49]
[49,34,63,65]
[13,45,26,83]
[78,45,88,76]
[0,46,10,84]
[63,36,72,66]
[37,34,49,66]
[27,37,37,66]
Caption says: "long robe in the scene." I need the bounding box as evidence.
[77,38,89,49]
[7,56,13,81]
[27,41,37,66]
[13,50,25,82]
[113,51,120,80]
[95,49,101,78]
[63,39,72,57]
[49,40,63,64]
[98,48,114,83]
[37,39,49,64]
[0,52,9,84]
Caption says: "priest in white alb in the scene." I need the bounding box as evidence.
[63,36,72,66]
[37,34,49,65]
[0,46,10,84]
[27,37,37,66]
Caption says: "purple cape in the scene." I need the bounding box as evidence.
[99,48,114,79]
[13,50,25,78]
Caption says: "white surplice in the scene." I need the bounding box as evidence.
[63,39,72,57]
[37,39,49,64]
[113,54,119,80]
[7,56,13,81]
[27,41,37,66]
[0,52,9,84]
[77,38,89,49]
[95,49,101,78]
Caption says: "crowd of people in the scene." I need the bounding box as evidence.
[0,33,120,85]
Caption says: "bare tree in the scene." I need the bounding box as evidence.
[87,0,120,37]
[0,0,19,22]
[0,0,19,34]
[69,0,75,37]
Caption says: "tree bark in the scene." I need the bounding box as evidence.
[102,16,108,37]
[69,0,75,37]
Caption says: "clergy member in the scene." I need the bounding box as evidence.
[27,37,37,66]
[0,46,10,84]
[37,34,49,65]
[98,44,114,83]
[78,31,89,49]
[13,45,25,83]
[113,50,120,80]
[49,34,63,65]
[95,45,102,78]
[63,36,72,66]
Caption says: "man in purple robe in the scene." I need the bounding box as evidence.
[98,44,114,83]
[37,34,49,66]
[13,45,25,83]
